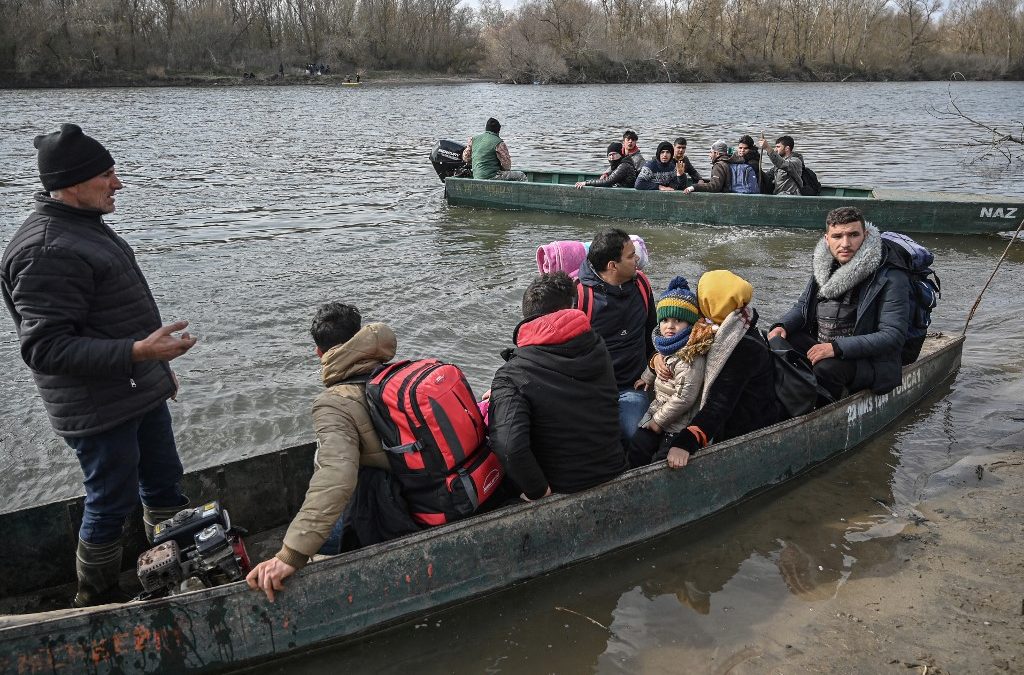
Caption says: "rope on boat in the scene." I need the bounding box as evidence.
[962,216,1024,335]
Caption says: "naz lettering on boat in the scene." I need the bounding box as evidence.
[979,207,1018,219]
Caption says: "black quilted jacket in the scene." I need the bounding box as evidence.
[2,194,174,437]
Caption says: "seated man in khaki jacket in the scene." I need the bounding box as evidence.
[246,302,396,601]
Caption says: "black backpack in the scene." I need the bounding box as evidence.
[880,232,941,365]
[799,165,821,196]
[745,332,833,419]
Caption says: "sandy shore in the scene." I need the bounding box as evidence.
[663,446,1024,674]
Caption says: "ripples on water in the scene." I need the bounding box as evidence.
[1,81,1022,669]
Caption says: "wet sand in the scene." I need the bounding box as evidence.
[643,447,1024,674]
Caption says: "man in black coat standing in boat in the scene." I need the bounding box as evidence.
[768,206,911,400]
[1,124,196,607]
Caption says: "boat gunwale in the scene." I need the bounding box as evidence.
[0,333,964,634]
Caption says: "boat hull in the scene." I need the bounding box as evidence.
[0,335,964,673]
[443,171,1023,235]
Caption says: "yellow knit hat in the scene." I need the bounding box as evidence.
[697,270,753,325]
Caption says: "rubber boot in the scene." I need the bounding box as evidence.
[73,538,130,607]
[143,498,190,543]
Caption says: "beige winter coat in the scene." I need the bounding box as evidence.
[277,323,397,569]
[641,352,706,433]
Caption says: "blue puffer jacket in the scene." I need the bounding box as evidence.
[779,248,911,394]
[2,194,175,437]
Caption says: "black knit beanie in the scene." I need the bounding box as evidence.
[485,117,501,134]
[656,141,674,159]
[607,142,623,155]
[34,124,114,191]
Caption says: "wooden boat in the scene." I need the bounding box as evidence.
[443,170,1023,235]
[0,334,964,673]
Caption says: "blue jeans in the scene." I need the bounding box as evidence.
[65,402,185,545]
[318,514,346,555]
[618,388,649,442]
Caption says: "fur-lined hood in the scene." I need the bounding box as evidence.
[813,222,883,300]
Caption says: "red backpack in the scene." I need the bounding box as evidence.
[365,359,504,527]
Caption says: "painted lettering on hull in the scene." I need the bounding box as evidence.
[979,207,1018,219]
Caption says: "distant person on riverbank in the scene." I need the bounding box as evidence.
[682,140,732,194]
[635,141,687,191]
[1,124,196,606]
[673,137,703,185]
[575,142,637,188]
[247,303,416,602]
[768,206,910,401]
[758,134,804,195]
[488,272,626,500]
[462,117,527,181]
[621,129,645,173]
[576,229,657,442]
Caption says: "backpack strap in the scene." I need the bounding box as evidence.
[636,271,653,314]
[574,279,594,320]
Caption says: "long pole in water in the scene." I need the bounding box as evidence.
[962,217,1024,335]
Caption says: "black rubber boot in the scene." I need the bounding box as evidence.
[143,498,190,543]
[73,538,130,607]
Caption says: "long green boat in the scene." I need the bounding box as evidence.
[0,335,963,673]
[443,170,1023,234]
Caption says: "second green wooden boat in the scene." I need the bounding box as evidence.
[443,170,1023,235]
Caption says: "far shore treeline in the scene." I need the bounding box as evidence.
[1,0,1022,87]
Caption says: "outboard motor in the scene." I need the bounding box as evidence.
[136,501,250,598]
[430,139,470,182]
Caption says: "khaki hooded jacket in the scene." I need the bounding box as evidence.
[277,323,397,568]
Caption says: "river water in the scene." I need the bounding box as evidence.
[1,81,1022,670]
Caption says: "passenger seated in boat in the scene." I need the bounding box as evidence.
[673,137,703,185]
[488,272,626,499]
[758,134,804,195]
[768,207,910,401]
[635,141,686,191]
[574,142,637,189]
[577,229,657,442]
[681,140,732,194]
[628,276,712,468]
[621,129,645,173]
[461,117,527,182]
[654,271,783,468]
[724,135,763,195]
[246,303,407,601]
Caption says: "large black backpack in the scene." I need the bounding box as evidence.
[799,165,821,196]
[880,231,941,365]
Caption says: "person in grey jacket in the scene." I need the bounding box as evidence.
[1,124,197,606]
[768,206,910,400]
[758,134,804,195]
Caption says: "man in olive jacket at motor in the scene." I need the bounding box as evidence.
[488,272,626,500]
[247,303,398,602]
[768,206,911,400]
[1,124,197,606]
[461,117,526,181]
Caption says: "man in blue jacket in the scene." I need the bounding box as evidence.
[768,206,910,400]
[2,124,197,606]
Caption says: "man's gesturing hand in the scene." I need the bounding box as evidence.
[132,320,198,362]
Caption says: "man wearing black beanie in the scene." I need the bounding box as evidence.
[460,116,527,182]
[1,124,198,607]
